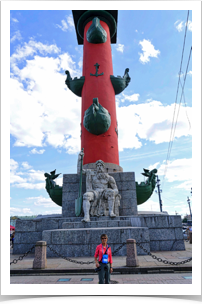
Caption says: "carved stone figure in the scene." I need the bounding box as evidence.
[77,152,121,222]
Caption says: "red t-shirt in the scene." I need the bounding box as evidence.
[94,244,113,264]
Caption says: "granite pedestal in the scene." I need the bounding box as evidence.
[13,171,185,257]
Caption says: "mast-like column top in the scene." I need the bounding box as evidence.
[72,10,118,45]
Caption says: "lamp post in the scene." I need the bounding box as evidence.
[156,175,163,212]
[187,196,192,220]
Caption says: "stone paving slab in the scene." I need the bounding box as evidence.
[10,272,192,284]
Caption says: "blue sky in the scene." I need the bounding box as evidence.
[8,7,194,218]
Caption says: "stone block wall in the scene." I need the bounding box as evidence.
[42,227,150,257]
[111,172,137,216]
[13,214,185,255]
[129,215,185,251]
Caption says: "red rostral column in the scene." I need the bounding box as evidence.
[69,11,130,172]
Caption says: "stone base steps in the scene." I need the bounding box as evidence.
[43,227,150,257]
[13,214,186,255]
[62,220,131,229]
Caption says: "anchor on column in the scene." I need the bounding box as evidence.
[90,63,104,77]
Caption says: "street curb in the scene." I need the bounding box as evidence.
[10,266,192,276]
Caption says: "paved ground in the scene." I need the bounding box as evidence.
[7,242,201,295]
[10,272,192,284]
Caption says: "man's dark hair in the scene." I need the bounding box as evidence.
[101,234,108,240]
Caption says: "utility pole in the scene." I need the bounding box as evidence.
[156,175,163,212]
[187,196,192,220]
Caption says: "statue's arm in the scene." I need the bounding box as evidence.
[108,176,118,195]
[77,151,86,175]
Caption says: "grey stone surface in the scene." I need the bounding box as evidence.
[62,220,132,229]
[33,241,47,269]
[13,214,185,255]
[83,162,123,173]
[149,228,175,241]
[42,227,150,257]
[126,239,139,267]
[15,220,36,231]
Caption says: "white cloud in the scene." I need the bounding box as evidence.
[187,20,192,32]
[26,169,45,182]
[10,159,46,189]
[11,30,22,43]
[116,99,192,151]
[116,44,124,53]
[22,162,32,170]
[10,174,26,184]
[10,158,62,190]
[156,158,192,191]
[10,159,27,184]
[174,20,192,32]
[78,58,83,70]
[10,159,18,172]
[10,40,60,74]
[138,39,160,64]
[174,20,184,32]
[30,148,45,154]
[10,207,33,215]
[11,18,19,23]
[10,207,22,215]
[10,39,81,152]
[27,195,57,208]
[14,182,45,190]
[67,15,74,28]
[22,208,33,214]
[120,93,140,103]
[175,180,192,191]
[138,199,160,212]
[148,162,160,171]
[56,15,74,32]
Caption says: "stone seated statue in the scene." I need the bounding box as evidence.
[78,152,121,222]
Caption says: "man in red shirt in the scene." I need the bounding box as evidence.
[94,234,113,284]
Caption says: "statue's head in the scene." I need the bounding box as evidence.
[95,160,105,173]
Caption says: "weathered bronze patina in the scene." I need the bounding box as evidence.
[65,70,85,97]
[44,170,62,207]
[83,98,111,135]
[87,17,107,44]
[110,68,131,95]
[136,169,158,205]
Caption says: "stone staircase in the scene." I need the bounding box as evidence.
[43,217,150,258]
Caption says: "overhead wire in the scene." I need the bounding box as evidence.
[179,72,192,131]
[161,10,191,189]
[166,46,192,163]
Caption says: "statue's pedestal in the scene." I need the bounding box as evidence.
[43,222,150,257]
[13,171,185,257]
[13,214,185,256]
